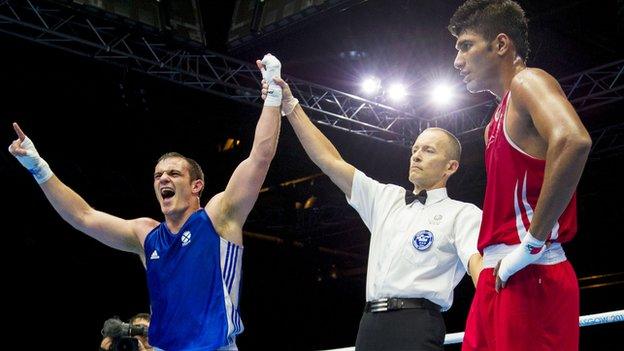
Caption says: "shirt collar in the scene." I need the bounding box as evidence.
[408,187,448,206]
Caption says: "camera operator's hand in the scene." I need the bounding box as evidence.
[137,338,152,351]
[99,336,113,351]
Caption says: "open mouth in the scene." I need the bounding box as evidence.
[160,187,175,199]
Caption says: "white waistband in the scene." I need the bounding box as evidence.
[483,243,567,268]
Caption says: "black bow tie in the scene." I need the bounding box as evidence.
[405,189,427,205]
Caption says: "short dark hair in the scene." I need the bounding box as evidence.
[157,152,205,197]
[449,0,530,62]
[129,313,150,325]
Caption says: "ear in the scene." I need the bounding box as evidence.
[493,33,512,56]
[446,160,460,177]
[191,179,204,196]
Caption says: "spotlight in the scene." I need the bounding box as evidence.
[387,83,407,101]
[431,83,454,106]
[361,77,381,96]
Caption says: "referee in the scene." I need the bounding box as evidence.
[260,71,483,351]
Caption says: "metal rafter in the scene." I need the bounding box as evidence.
[1,1,622,149]
[431,60,624,138]
[0,0,421,145]
[588,122,624,159]
[3,1,624,263]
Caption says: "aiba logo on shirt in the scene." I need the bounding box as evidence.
[412,230,434,251]
[181,231,192,246]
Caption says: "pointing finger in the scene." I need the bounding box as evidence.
[13,122,27,141]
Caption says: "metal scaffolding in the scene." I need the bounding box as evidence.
[0,0,422,145]
[3,0,624,262]
[1,1,622,149]
[430,59,624,138]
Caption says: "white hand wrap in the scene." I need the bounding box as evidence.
[497,232,546,282]
[261,54,282,107]
[10,137,54,184]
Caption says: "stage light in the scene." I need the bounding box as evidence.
[387,83,407,101]
[431,83,454,105]
[361,77,381,95]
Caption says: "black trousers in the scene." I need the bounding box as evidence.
[355,308,445,351]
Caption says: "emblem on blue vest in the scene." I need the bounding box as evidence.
[181,230,192,246]
[412,230,434,251]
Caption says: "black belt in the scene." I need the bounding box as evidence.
[364,298,441,313]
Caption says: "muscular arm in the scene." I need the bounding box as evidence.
[9,123,157,257]
[510,69,592,241]
[285,100,356,197]
[207,105,281,244]
[40,176,157,255]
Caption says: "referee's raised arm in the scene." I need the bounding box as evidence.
[261,76,356,197]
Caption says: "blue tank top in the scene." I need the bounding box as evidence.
[144,209,243,350]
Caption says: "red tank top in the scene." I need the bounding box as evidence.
[478,91,577,252]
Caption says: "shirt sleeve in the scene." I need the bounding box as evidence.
[453,204,482,271]
[346,169,394,233]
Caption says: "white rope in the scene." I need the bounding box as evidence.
[579,310,624,327]
[319,309,624,350]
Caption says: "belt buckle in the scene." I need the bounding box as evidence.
[370,298,389,312]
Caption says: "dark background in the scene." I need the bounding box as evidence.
[2,0,623,350]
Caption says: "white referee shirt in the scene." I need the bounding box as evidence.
[347,169,481,311]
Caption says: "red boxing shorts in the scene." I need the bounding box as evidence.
[462,261,579,351]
